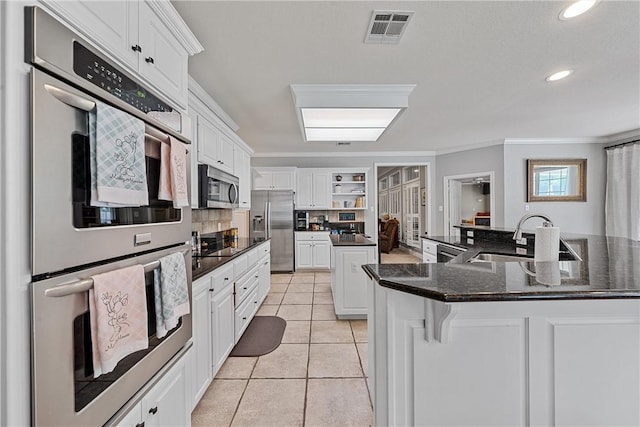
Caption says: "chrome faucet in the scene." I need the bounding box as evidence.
[513,213,554,241]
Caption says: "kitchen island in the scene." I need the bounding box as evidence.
[363,233,640,427]
[330,234,376,319]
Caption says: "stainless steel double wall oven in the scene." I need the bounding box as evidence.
[27,7,192,426]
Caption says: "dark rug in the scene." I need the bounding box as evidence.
[229,316,287,357]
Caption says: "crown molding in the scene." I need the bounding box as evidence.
[503,137,605,145]
[252,150,436,158]
[436,139,504,155]
[146,0,204,55]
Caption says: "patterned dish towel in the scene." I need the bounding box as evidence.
[154,252,190,338]
[89,265,149,377]
[90,101,148,206]
[158,136,189,207]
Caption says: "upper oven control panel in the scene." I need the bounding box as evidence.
[72,41,172,114]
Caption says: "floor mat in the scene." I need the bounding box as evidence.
[229,316,287,357]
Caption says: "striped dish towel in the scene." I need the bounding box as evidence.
[89,101,148,206]
[154,252,190,338]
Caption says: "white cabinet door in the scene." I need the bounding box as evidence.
[42,0,139,70]
[312,241,331,269]
[197,116,220,166]
[296,170,314,208]
[191,277,212,408]
[253,171,272,190]
[138,2,188,109]
[234,148,251,209]
[271,171,295,190]
[142,354,189,427]
[295,242,314,269]
[257,256,271,304]
[312,172,331,208]
[211,284,235,373]
[217,134,235,174]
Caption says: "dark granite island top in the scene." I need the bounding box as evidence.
[364,234,640,302]
[330,234,376,246]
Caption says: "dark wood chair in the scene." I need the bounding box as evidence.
[379,219,399,254]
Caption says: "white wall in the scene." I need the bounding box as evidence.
[461,183,489,221]
[434,144,505,235]
[503,142,607,234]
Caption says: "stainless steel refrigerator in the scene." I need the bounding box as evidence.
[250,190,295,272]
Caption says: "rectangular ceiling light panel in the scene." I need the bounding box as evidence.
[301,108,401,128]
[305,127,386,142]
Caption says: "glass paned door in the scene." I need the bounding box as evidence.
[403,182,420,248]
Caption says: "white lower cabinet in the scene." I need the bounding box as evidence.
[211,281,235,372]
[422,238,438,263]
[331,244,375,318]
[257,254,271,304]
[116,350,190,427]
[295,232,330,270]
[190,241,271,411]
[191,276,213,408]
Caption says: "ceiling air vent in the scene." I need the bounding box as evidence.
[365,10,414,44]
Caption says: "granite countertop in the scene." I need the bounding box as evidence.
[330,234,376,246]
[192,237,268,281]
[364,233,640,302]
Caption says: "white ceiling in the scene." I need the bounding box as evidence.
[172,1,640,155]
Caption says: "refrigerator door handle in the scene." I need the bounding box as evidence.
[264,201,270,237]
[267,201,272,237]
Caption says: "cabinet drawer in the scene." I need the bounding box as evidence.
[211,263,234,295]
[259,241,271,257]
[246,248,259,269]
[422,252,437,263]
[422,239,438,256]
[235,288,259,341]
[295,231,330,241]
[232,254,249,278]
[235,267,259,306]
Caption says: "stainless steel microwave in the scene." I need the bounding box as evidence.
[198,164,239,209]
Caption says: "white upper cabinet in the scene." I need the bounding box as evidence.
[138,2,188,108]
[252,167,296,191]
[234,147,251,209]
[296,169,331,209]
[197,115,234,174]
[42,0,202,109]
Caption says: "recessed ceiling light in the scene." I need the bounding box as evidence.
[559,0,598,20]
[546,70,573,82]
[290,84,415,142]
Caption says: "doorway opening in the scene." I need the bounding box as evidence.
[443,171,495,237]
[375,162,431,264]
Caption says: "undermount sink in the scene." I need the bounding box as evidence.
[467,248,580,263]
[467,252,533,263]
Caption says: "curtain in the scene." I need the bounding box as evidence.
[605,143,640,240]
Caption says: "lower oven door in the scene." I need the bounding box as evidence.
[31,244,192,426]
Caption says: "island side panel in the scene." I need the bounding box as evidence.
[370,283,640,426]
[332,245,375,319]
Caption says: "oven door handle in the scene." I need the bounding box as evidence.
[43,84,187,150]
[44,249,189,298]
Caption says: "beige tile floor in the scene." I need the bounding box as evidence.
[192,271,372,427]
